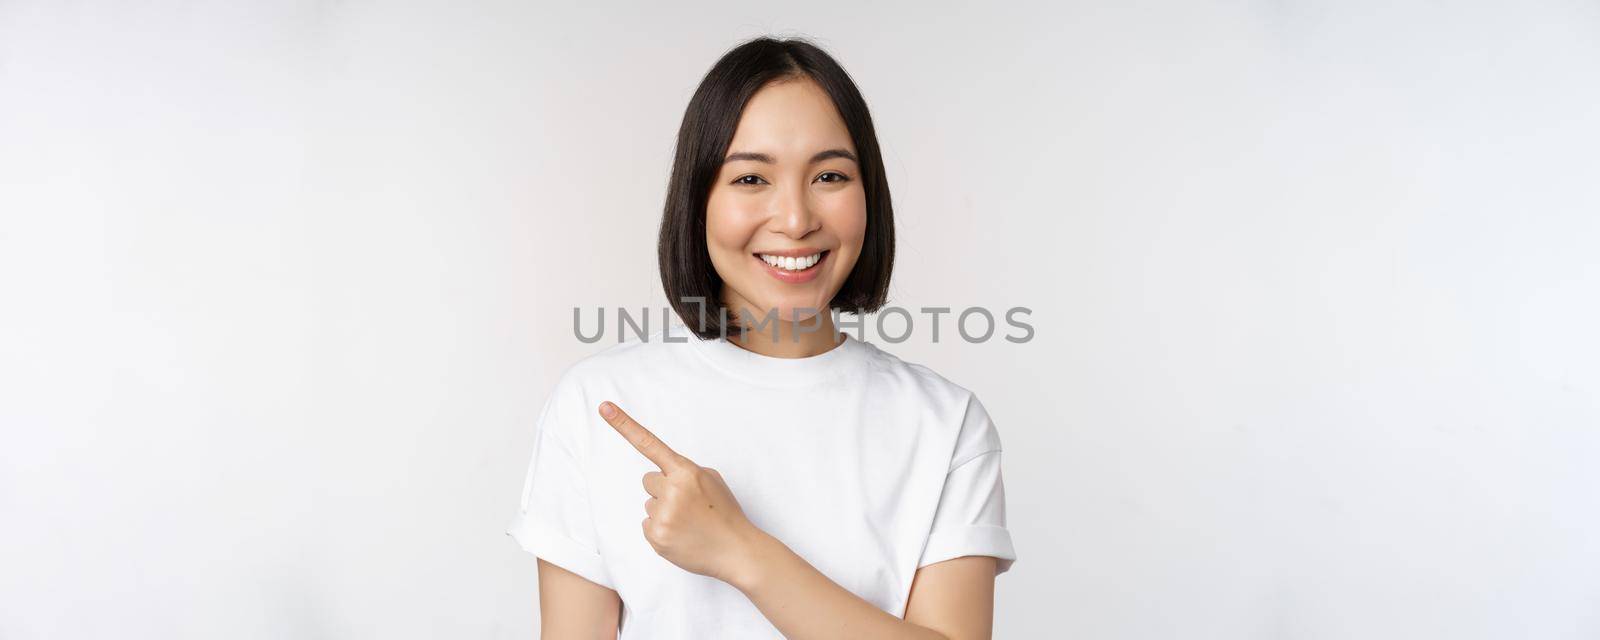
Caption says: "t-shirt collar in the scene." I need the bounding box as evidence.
[685,327,868,388]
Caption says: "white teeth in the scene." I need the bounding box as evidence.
[758,252,823,272]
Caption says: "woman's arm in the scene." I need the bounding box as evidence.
[536,559,621,639]
[726,528,998,640]
[903,555,999,639]
[593,402,1000,639]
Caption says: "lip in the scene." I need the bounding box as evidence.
[753,247,828,258]
[753,249,829,284]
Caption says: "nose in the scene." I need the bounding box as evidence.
[769,182,821,239]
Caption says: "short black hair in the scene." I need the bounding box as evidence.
[658,36,895,340]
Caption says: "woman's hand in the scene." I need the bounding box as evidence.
[597,401,973,640]
[598,401,765,583]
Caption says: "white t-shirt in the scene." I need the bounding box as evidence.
[506,327,1015,637]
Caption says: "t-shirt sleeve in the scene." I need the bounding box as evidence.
[917,393,1017,575]
[505,373,616,590]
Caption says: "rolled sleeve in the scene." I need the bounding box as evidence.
[506,510,613,590]
[918,393,1017,575]
[917,450,1016,574]
[505,374,616,590]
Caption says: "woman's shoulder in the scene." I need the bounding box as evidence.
[854,338,981,404]
[858,340,1004,454]
[548,328,686,390]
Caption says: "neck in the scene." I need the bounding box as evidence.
[720,300,842,359]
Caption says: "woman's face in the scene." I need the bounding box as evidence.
[705,76,867,328]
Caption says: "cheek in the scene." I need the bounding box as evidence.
[826,197,868,284]
[824,192,868,253]
[704,194,759,267]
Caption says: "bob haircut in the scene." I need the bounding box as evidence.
[658,36,895,340]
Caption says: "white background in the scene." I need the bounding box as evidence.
[3,1,1598,638]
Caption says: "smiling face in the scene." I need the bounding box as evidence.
[705,76,867,329]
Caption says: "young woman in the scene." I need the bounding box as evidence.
[507,36,1016,639]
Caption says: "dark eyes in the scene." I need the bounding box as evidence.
[732,171,851,186]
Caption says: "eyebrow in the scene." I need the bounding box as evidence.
[723,148,858,165]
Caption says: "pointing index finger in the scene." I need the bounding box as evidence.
[599,402,689,472]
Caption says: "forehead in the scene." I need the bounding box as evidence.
[727,77,855,155]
